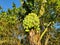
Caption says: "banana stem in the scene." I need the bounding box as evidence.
[40,22,51,40]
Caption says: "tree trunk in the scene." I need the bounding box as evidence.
[28,29,41,45]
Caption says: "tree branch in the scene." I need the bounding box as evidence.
[40,22,51,40]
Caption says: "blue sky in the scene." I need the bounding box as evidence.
[55,23,60,29]
[0,0,20,11]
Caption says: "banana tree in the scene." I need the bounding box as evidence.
[22,0,60,45]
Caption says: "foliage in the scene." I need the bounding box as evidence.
[0,12,18,30]
[0,0,60,45]
[0,12,21,45]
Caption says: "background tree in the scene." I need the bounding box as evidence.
[0,0,60,45]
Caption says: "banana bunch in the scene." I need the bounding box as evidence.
[23,13,40,32]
